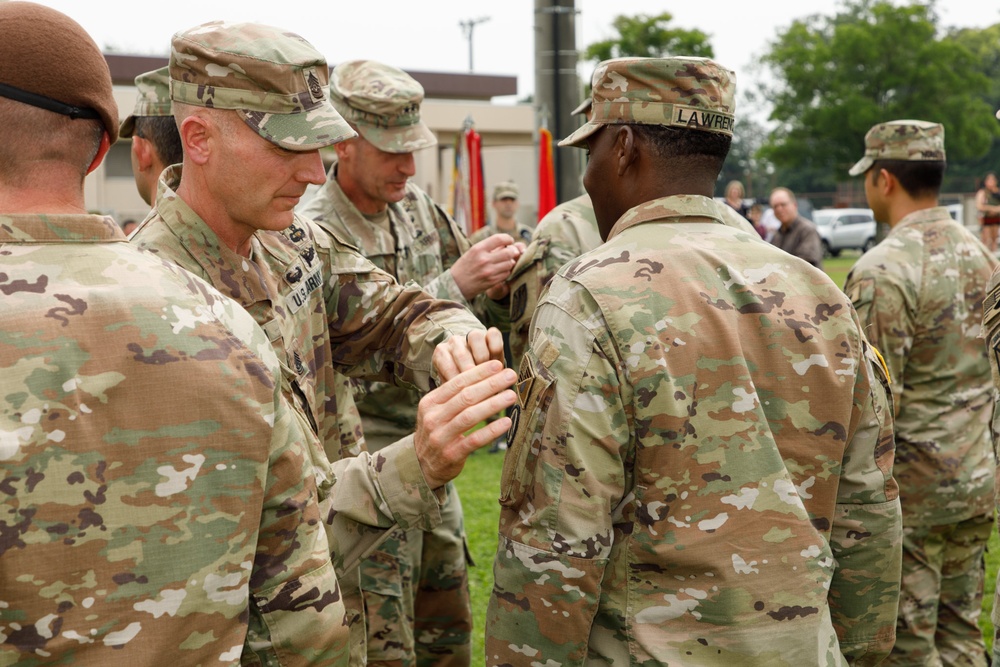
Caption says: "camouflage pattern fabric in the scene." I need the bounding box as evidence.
[301,163,501,666]
[848,120,946,176]
[0,213,346,664]
[560,56,736,147]
[468,219,533,245]
[119,65,171,138]
[487,194,901,666]
[328,60,437,154]
[507,194,601,368]
[301,158,509,431]
[890,515,992,667]
[844,206,997,665]
[170,21,355,151]
[979,265,1000,666]
[507,194,757,368]
[132,167,485,666]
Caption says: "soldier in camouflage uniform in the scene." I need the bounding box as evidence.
[0,5,502,664]
[119,66,181,207]
[300,58,519,667]
[486,56,902,666]
[844,120,997,667]
[507,192,600,367]
[128,22,516,666]
[507,98,758,371]
[469,181,533,245]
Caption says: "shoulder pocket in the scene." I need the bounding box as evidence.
[499,334,558,508]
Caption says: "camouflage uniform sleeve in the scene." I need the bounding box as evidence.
[321,434,443,574]
[414,194,511,330]
[486,279,624,665]
[507,237,551,367]
[827,310,902,665]
[316,229,484,389]
[246,382,350,665]
[844,264,914,414]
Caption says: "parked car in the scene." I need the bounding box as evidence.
[813,208,877,257]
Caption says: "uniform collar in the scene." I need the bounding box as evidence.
[607,194,729,241]
[891,206,951,233]
[0,212,124,243]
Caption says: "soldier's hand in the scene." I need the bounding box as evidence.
[451,234,522,300]
[434,328,505,382]
[414,360,517,489]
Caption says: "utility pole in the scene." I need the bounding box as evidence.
[459,16,490,72]
[534,0,581,202]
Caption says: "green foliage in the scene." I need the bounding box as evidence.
[941,23,1000,191]
[760,0,999,193]
[452,449,504,666]
[584,12,714,63]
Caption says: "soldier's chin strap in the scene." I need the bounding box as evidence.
[0,82,101,120]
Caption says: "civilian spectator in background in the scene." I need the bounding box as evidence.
[748,202,765,238]
[976,172,1000,253]
[723,179,750,219]
[769,186,823,268]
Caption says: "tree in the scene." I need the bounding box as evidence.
[584,13,713,62]
[940,22,1000,192]
[759,0,999,193]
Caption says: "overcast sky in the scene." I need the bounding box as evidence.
[32,0,1000,101]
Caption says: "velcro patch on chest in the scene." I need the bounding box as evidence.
[286,265,323,314]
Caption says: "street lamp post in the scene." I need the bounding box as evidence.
[459,16,491,72]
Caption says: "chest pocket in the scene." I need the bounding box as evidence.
[499,334,558,509]
[398,231,442,286]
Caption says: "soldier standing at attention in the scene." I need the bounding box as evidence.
[469,181,533,245]
[486,56,902,666]
[845,120,997,667]
[118,67,180,207]
[129,22,516,666]
[300,59,520,667]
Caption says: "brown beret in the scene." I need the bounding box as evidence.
[0,2,119,143]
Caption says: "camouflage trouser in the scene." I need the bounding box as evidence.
[885,514,992,667]
[361,427,472,667]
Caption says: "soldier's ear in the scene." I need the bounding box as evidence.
[131,136,154,173]
[617,126,638,177]
[178,113,212,166]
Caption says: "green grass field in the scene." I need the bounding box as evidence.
[454,249,999,665]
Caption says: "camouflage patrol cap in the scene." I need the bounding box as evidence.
[328,60,437,154]
[570,98,592,116]
[170,21,356,151]
[559,57,736,148]
[848,119,946,177]
[119,67,172,139]
[493,181,519,200]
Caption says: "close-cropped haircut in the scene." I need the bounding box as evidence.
[134,115,183,167]
[629,124,731,176]
[871,159,945,199]
[0,98,103,183]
